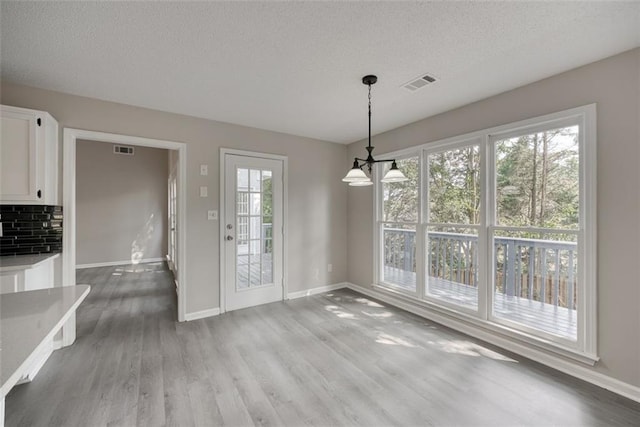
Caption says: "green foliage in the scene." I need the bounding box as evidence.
[382,126,579,232]
[496,127,579,229]
[262,173,272,223]
[428,146,480,225]
[383,157,419,223]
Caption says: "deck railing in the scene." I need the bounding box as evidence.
[383,228,578,309]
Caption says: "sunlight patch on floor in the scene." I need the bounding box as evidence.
[354,297,384,308]
[427,339,517,362]
[362,310,393,318]
[375,332,417,348]
[324,304,358,319]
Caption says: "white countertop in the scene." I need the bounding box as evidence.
[0,285,90,397]
[0,253,60,272]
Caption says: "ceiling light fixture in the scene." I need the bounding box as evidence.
[342,75,408,186]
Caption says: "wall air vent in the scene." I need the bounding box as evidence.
[114,145,134,155]
[402,73,437,92]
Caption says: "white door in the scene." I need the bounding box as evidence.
[223,153,283,311]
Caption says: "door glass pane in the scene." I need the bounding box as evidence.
[237,192,248,215]
[250,193,261,215]
[250,169,261,191]
[262,254,273,284]
[237,216,248,244]
[237,168,249,191]
[426,226,478,310]
[250,240,261,256]
[249,262,261,287]
[250,217,261,239]
[235,167,274,289]
[381,223,416,292]
[237,256,249,289]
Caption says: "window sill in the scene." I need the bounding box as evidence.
[359,282,599,366]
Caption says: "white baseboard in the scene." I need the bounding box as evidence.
[76,258,165,269]
[345,282,640,404]
[287,282,348,300]
[185,307,221,321]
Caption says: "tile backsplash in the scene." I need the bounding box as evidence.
[0,205,63,256]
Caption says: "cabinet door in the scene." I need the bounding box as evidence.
[1,107,40,201]
[0,271,22,294]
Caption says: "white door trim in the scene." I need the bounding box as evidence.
[62,128,188,342]
[219,148,288,314]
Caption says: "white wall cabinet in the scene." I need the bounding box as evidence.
[1,105,58,205]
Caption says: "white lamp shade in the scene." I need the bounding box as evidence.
[349,179,373,186]
[381,168,408,183]
[342,167,368,182]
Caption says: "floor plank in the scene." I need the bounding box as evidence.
[5,262,640,426]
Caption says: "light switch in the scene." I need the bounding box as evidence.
[207,210,218,220]
[199,186,208,197]
[200,164,208,176]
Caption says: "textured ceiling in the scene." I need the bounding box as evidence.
[1,1,639,144]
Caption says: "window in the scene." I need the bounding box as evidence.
[491,124,580,342]
[379,156,419,293]
[375,106,596,359]
[426,142,481,312]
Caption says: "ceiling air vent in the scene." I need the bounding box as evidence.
[114,145,134,155]
[402,73,437,92]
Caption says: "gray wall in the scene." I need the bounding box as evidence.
[0,83,348,315]
[76,139,168,266]
[347,48,640,387]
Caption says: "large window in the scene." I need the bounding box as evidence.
[375,106,596,359]
[380,156,419,293]
[491,124,580,341]
[426,142,481,311]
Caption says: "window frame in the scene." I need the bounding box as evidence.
[373,104,597,361]
[375,150,423,297]
[422,137,485,318]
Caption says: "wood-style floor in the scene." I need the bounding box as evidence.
[5,263,640,426]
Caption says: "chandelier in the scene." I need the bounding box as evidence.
[342,75,408,186]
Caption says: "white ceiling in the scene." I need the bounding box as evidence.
[1,1,639,144]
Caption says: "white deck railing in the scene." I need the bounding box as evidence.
[383,229,578,310]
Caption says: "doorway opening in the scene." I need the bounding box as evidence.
[62,129,187,346]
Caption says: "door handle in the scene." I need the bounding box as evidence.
[226,235,234,241]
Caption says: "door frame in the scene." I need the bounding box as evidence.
[219,148,288,314]
[63,128,188,344]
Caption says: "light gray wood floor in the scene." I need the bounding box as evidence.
[5,263,640,426]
